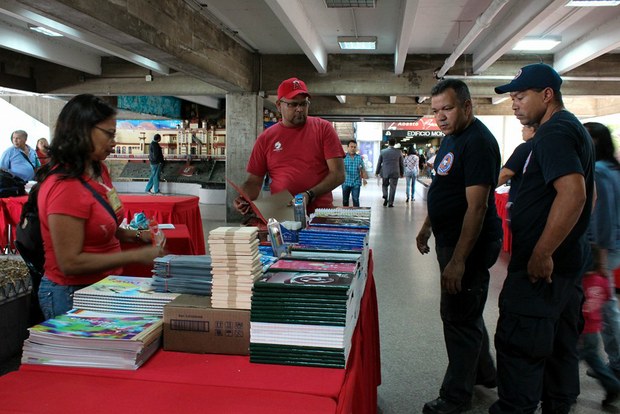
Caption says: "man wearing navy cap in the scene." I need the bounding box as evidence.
[490,64,595,413]
[234,77,345,214]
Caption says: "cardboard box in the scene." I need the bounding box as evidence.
[163,294,250,355]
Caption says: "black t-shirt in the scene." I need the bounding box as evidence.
[427,118,502,247]
[503,140,533,203]
[509,110,594,274]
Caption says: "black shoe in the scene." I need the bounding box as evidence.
[423,397,472,414]
[383,199,388,206]
[406,197,409,203]
[604,390,619,406]
[388,204,393,208]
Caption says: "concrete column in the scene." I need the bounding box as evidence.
[225,93,263,223]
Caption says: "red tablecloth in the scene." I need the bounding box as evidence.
[120,195,206,255]
[0,195,28,252]
[495,191,511,254]
[121,224,196,277]
[0,252,381,414]
[0,195,206,256]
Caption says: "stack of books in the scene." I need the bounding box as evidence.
[152,255,213,295]
[208,226,262,309]
[250,263,365,368]
[72,275,179,316]
[22,309,162,370]
[297,227,368,251]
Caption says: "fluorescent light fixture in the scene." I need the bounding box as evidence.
[28,25,63,37]
[513,36,561,51]
[338,36,377,50]
[566,0,620,6]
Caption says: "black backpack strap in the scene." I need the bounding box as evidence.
[19,151,37,170]
[78,178,118,224]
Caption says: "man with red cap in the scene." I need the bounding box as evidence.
[234,77,345,214]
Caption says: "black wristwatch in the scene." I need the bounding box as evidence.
[305,189,315,202]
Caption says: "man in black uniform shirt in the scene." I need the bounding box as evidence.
[416,79,502,414]
[490,64,595,414]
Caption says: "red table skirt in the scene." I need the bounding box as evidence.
[1,252,381,414]
[119,195,206,255]
[495,191,511,254]
[0,370,337,414]
[121,224,196,277]
[0,195,28,252]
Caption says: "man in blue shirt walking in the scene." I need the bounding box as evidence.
[342,140,366,207]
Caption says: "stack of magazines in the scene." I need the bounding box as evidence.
[152,255,213,295]
[250,257,365,368]
[22,309,162,370]
[72,275,180,316]
[208,226,262,309]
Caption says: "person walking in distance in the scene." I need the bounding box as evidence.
[403,146,420,202]
[342,139,367,207]
[145,133,164,194]
[375,138,403,208]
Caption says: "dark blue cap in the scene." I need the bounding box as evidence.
[494,63,562,94]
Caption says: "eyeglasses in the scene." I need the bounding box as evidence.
[94,126,116,140]
[279,100,310,109]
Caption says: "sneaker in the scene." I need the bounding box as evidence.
[423,397,472,414]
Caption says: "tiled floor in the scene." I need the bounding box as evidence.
[2,182,618,413]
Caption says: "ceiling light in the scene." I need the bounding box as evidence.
[513,36,561,51]
[325,0,376,7]
[566,0,620,6]
[28,25,63,37]
[338,36,377,50]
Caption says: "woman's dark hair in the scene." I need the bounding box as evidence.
[583,122,620,169]
[39,94,116,181]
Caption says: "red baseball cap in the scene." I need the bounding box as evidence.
[277,78,311,100]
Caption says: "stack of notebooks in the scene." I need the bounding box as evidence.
[22,309,162,370]
[313,207,371,220]
[152,255,213,295]
[297,227,368,251]
[250,256,366,368]
[72,275,180,316]
[208,226,262,309]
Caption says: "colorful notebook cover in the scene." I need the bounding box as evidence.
[268,259,357,273]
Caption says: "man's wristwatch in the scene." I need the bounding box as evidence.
[305,189,315,202]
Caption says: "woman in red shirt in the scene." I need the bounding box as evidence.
[36,94,165,319]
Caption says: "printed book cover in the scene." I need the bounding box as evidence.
[27,309,163,352]
[268,259,357,273]
[255,271,354,291]
[74,276,179,302]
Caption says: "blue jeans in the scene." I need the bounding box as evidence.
[342,184,361,207]
[38,276,87,319]
[405,173,417,200]
[435,239,502,404]
[145,163,162,193]
[579,332,620,394]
